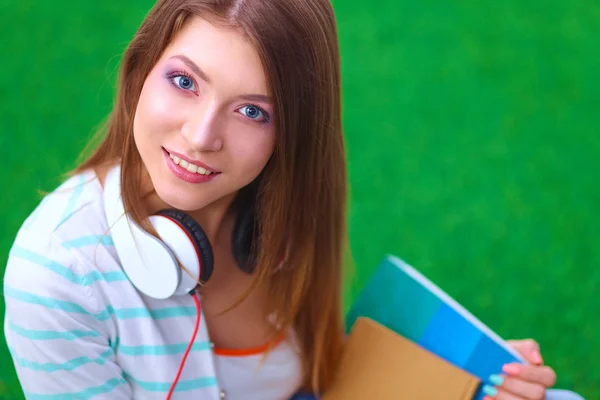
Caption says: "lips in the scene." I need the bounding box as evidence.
[167,152,213,175]
[163,147,219,174]
[162,148,221,184]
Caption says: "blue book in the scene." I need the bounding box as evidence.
[346,255,526,400]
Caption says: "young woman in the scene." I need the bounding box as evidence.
[3,1,583,399]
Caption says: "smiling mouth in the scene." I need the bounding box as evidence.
[165,150,216,176]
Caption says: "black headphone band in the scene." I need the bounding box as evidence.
[155,201,257,280]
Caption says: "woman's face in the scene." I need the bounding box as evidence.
[133,16,275,213]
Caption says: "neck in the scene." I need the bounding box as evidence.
[145,193,237,246]
[188,195,237,245]
[139,173,238,247]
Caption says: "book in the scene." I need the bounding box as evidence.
[346,255,526,400]
[322,317,480,400]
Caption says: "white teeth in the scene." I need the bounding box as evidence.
[169,152,213,175]
[186,163,197,173]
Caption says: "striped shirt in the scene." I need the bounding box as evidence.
[3,169,302,399]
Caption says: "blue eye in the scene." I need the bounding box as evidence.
[171,75,196,91]
[239,105,269,123]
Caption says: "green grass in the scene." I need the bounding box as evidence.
[1,1,598,399]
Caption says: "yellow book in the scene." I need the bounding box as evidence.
[322,317,481,400]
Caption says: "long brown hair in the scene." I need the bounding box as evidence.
[73,0,348,393]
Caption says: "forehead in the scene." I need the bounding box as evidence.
[162,15,269,96]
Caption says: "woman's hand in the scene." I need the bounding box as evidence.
[483,339,557,400]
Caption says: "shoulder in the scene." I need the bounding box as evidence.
[20,168,105,237]
[4,168,126,316]
[13,168,119,266]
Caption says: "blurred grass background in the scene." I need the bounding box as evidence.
[0,0,598,399]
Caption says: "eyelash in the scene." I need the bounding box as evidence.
[165,70,271,125]
[166,70,196,93]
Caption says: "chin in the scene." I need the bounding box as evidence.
[165,197,214,213]
[153,185,214,212]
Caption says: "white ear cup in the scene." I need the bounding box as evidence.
[148,214,201,296]
[102,165,200,299]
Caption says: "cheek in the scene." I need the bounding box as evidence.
[134,77,181,135]
[234,132,275,175]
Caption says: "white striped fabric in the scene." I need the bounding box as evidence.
[3,169,302,399]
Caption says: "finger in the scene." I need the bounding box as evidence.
[484,385,542,400]
[482,386,520,400]
[507,339,543,364]
[487,374,547,400]
[502,363,557,387]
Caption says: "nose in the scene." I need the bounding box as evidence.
[180,104,224,152]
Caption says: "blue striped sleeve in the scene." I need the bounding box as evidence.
[3,232,133,399]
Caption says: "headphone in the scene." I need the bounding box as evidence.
[102,165,258,299]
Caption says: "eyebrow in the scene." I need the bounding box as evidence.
[238,94,272,104]
[170,54,272,104]
[170,54,211,83]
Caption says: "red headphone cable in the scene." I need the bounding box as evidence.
[166,291,201,400]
